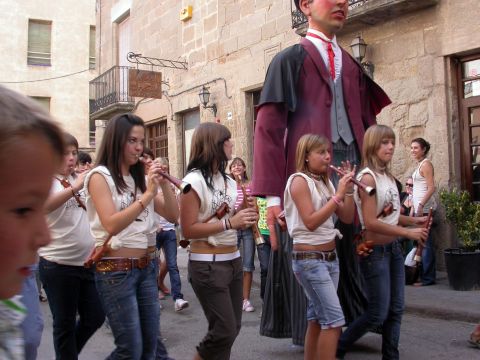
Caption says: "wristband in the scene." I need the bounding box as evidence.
[222,219,227,231]
[332,195,343,206]
[137,199,145,210]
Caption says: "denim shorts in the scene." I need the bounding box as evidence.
[238,228,255,272]
[292,255,345,329]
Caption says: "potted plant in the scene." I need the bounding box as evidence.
[439,188,480,290]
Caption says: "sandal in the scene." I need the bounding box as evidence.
[469,328,480,348]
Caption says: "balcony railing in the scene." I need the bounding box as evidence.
[89,65,135,117]
[291,0,438,31]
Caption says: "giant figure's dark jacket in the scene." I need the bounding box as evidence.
[252,38,391,197]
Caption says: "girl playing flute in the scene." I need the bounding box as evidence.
[284,134,355,360]
[337,125,429,359]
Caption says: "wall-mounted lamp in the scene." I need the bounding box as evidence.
[350,35,374,79]
[198,86,217,117]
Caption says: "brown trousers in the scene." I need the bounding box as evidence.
[188,257,243,360]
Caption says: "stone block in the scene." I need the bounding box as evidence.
[183,26,195,43]
[261,20,277,40]
[238,28,262,49]
[240,0,255,17]
[408,101,429,127]
[204,13,217,33]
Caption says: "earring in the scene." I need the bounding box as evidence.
[305,159,309,162]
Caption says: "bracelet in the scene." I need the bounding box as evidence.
[137,199,145,210]
[70,188,76,198]
[332,195,344,206]
[222,219,227,231]
[228,218,233,230]
[418,202,424,207]
[345,192,354,197]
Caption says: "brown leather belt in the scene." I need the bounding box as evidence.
[292,251,337,262]
[95,256,150,272]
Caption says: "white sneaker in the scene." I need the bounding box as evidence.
[175,298,189,312]
[242,299,255,312]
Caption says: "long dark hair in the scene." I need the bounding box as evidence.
[411,137,431,157]
[95,113,146,194]
[187,122,231,191]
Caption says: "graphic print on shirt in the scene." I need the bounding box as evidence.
[384,186,400,212]
[211,187,232,216]
[118,192,149,222]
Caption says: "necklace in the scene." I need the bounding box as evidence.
[307,171,323,181]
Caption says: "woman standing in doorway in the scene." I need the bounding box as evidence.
[411,137,437,286]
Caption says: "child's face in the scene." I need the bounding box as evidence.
[0,134,54,298]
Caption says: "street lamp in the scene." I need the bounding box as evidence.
[198,86,217,117]
[350,35,374,78]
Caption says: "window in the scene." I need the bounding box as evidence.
[146,119,168,160]
[28,20,51,66]
[182,110,200,174]
[458,56,480,201]
[89,26,96,69]
[30,96,51,112]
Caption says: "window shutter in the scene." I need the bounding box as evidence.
[89,26,96,69]
[28,20,52,66]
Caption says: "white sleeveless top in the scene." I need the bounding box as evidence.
[40,175,94,266]
[84,166,155,249]
[412,158,436,214]
[183,170,238,247]
[284,172,342,245]
[354,168,400,229]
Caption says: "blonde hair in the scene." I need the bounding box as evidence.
[361,124,395,177]
[295,134,331,185]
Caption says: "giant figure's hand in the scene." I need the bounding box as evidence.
[267,205,286,251]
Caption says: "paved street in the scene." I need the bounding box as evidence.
[37,249,479,359]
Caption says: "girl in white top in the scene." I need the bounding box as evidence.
[39,132,105,359]
[85,114,178,360]
[411,137,437,286]
[284,134,355,360]
[338,125,429,359]
[180,122,257,360]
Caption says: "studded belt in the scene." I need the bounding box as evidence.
[292,251,337,262]
[95,256,150,272]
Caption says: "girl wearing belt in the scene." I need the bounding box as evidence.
[180,122,258,360]
[284,134,355,360]
[85,113,178,360]
[337,125,429,360]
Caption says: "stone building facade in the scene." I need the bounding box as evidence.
[0,0,97,150]
[92,0,480,265]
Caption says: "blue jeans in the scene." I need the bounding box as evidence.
[238,228,255,271]
[257,235,271,300]
[20,270,44,360]
[420,231,436,285]
[156,230,184,301]
[338,240,405,360]
[292,256,344,329]
[95,261,166,360]
[39,258,105,360]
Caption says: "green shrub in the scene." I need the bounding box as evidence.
[439,188,480,251]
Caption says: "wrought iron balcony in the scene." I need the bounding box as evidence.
[291,0,439,34]
[89,65,135,119]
